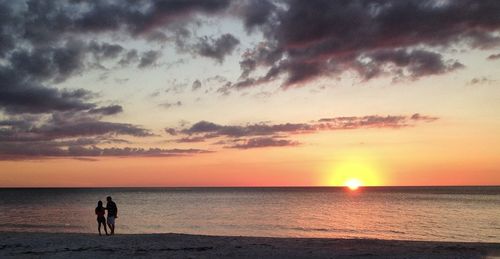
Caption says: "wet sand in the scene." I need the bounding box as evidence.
[0,232,499,258]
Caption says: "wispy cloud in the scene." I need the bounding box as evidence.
[227,137,299,149]
[0,110,210,160]
[165,114,439,149]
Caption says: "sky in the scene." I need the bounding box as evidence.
[0,0,499,187]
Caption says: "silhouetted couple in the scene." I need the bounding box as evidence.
[95,196,118,236]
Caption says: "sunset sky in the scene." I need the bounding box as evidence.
[1,0,499,187]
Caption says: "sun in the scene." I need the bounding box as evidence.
[323,157,382,187]
[345,178,362,191]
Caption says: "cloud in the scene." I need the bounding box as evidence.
[118,50,139,66]
[0,38,141,116]
[89,105,123,116]
[164,79,190,94]
[3,0,497,98]
[88,41,124,60]
[0,111,212,160]
[36,121,153,139]
[355,49,464,81]
[487,53,500,60]
[0,70,96,114]
[0,144,210,160]
[160,101,182,109]
[138,50,162,68]
[192,80,202,90]
[466,77,495,85]
[175,136,210,143]
[165,113,438,149]
[317,114,439,128]
[9,40,87,83]
[225,0,500,91]
[177,120,314,138]
[0,0,235,117]
[0,112,152,143]
[14,0,231,44]
[236,0,277,32]
[227,137,299,149]
[194,34,240,63]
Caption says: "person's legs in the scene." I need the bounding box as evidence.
[110,223,115,235]
[107,217,115,235]
[103,220,108,235]
[97,220,102,236]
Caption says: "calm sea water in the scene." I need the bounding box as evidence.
[0,187,498,242]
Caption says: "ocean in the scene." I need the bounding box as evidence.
[0,187,498,242]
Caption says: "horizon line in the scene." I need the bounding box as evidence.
[1,185,499,189]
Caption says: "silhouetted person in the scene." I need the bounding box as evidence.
[106,196,118,235]
[95,200,108,236]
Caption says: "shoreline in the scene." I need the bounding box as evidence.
[1,232,499,258]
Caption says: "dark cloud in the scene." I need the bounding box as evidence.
[0,67,96,114]
[192,80,202,90]
[118,49,139,66]
[5,0,496,96]
[88,105,123,116]
[0,37,131,115]
[138,50,162,68]
[0,0,244,160]
[37,116,153,139]
[228,137,299,149]
[0,144,210,160]
[194,34,240,63]
[217,82,233,96]
[166,114,438,148]
[409,113,438,122]
[44,121,150,138]
[487,53,500,60]
[164,128,177,135]
[9,40,87,83]
[225,0,500,91]
[178,120,313,138]
[2,0,499,96]
[239,42,283,79]
[0,0,235,116]
[17,0,231,43]
[88,41,124,60]
[356,49,464,81]
[0,110,212,160]
[175,136,210,143]
[0,112,152,143]
[0,2,18,58]
[237,0,277,32]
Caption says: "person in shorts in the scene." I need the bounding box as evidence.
[95,200,108,236]
[106,196,118,235]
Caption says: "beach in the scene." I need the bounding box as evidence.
[1,232,499,258]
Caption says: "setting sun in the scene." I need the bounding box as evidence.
[345,179,362,190]
[323,156,382,187]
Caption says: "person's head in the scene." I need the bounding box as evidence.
[97,200,103,207]
[106,196,112,202]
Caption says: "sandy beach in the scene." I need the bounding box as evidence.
[0,232,498,258]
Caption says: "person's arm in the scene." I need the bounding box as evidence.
[115,205,118,218]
